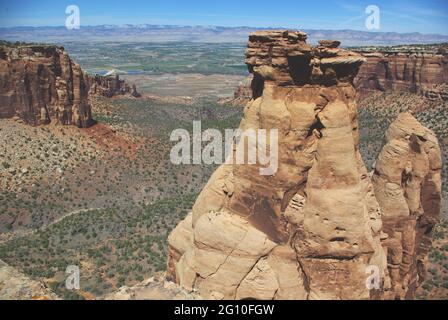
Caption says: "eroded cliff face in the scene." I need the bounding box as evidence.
[0,43,93,127]
[354,51,448,100]
[167,30,442,300]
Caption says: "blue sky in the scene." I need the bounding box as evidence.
[0,0,447,34]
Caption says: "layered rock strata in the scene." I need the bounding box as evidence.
[168,31,383,300]
[354,50,448,100]
[0,42,93,127]
[232,49,448,103]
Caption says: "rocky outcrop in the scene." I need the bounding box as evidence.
[226,49,448,106]
[354,50,448,100]
[372,112,442,299]
[0,260,58,300]
[167,30,442,300]
[86,74,141,98]
[105,274,201,300]
[168,31,385,300]
[0,42,93,127]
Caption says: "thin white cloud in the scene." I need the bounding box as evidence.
[335,1,363,13]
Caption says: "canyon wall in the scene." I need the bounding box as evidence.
[167,30,442,300]
[0,43,93,127]
[354,50,448,100]
[229,49,448,107]
[0,42,141,128]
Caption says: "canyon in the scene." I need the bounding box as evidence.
[167,30,442,300]
[0,32,446,300]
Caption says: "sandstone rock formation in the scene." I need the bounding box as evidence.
[354,50,448,100]
[167,31,442,300]
[372,112,442,299]
[168,31,383,300]
[86,73,141,98]
[227,48,448,105]
[0,42,93,127]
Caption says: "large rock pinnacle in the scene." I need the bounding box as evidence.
[167,30,442,300]
[372,112,442,299]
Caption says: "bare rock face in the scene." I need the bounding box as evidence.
[372,112,442,300]
[167,30,442,300]
[0,42,93,127]
[167,30,389,300]
[105,275,201,300]
[86,74,141,98]
[354,50,448,100]
[245,33,365,90]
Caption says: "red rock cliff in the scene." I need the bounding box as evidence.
[354,50,448,100]
[0,42,93,127]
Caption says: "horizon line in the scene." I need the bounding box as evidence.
[0,24,447,37]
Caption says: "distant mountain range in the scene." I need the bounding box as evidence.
[1,25,447,46]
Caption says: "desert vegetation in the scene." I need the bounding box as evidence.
[0,95,242,299]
